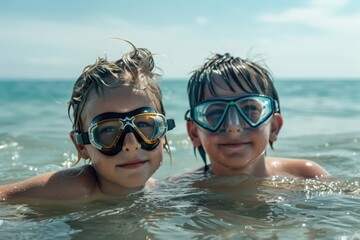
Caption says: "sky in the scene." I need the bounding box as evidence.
[1,0,360,80]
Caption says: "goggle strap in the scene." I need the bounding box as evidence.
[274,100,279,112]
[184,110,191,121]
[75,132,90,145]
[167,118,176,131]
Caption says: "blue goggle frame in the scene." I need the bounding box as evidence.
[184,94,279,132]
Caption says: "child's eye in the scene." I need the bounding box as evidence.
[241,104,263,122]
[242,104,259,112]
[136,121,153,128]
[100,126,117,134]
[96,126,118,146]
[205,109,224,126]
[206,109,224,118]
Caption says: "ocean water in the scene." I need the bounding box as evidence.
[0,79,360,239]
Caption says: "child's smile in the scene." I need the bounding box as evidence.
[117,159,149,169]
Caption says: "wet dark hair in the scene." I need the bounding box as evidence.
[186,53,280,170]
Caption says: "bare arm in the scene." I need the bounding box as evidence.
[0,165,98,203]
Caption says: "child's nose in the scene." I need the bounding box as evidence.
[226,124,243,134]
[122,132,141,152]
[223,107,245,133]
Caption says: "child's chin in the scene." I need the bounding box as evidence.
[123,176,148,189]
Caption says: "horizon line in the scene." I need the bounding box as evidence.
[0,77,359,82]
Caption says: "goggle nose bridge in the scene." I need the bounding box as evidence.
[88,116,143,152]
[119,116,162,144]
[118,117,145,143]
[120,116,135,127]
[220,101,246,128]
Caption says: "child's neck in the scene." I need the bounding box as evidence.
[210,154,268,177]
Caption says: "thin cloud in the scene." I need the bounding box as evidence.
[0,2,359,79]
[27,57,66,65]
[196,17,208,26]
[258,0,360,35]
[0,15,211,78]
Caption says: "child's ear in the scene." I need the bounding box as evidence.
[69,131,90,160]
[269,113,283,143]
[186,121,202,147]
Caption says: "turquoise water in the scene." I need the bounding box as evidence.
[0,79,360,239]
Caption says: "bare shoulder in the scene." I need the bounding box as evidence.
[0,165,99,202]
[266,157,329,178]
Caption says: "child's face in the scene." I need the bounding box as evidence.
[187,73,281,175]
[80,86,163,190]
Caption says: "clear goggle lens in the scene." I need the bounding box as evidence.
[90,113,169,150]
[76,107,175,155]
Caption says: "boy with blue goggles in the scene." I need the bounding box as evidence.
[183,52,328,178]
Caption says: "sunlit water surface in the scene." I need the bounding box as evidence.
[0,79,359,239]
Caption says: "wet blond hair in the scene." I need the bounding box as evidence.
[68,41,170,159]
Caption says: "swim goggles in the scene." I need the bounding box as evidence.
[184,94,279,132]
[75,107,175,156]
